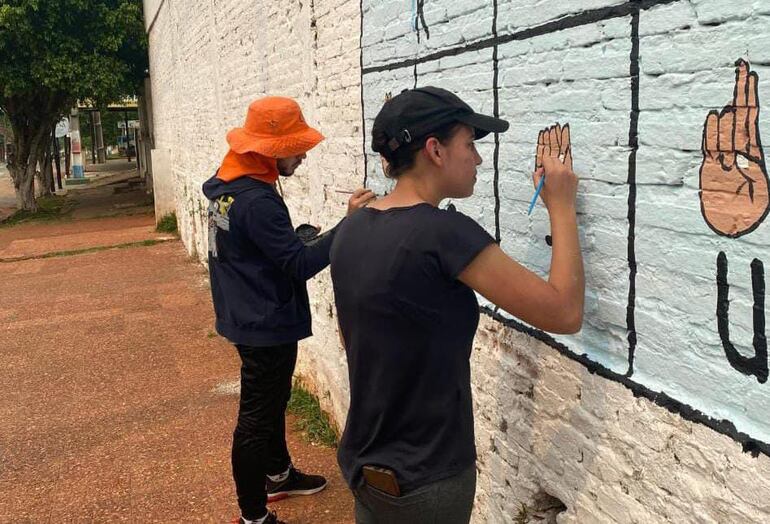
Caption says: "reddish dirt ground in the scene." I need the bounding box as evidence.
[0,209,354,522]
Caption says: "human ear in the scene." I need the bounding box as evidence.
[425,137,442,162]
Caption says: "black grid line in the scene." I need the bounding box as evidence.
[626,8,640,377]
[492,0,501,244]
[359,0,368,187]
[361,0,680,75]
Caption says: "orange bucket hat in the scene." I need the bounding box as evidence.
[226,97,324,158]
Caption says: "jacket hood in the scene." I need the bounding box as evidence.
[202,173,269,200]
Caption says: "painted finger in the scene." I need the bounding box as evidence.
[560,124,571,159]
[734,69,752,153]
[733,112,749,152]
[564,145,573,172]
[542,128,552,158]
[548,125,559,157]
[748,72,761,157]
[734,59,749,108]
[536,129,545,169]
[719,109,736,169]
[748,70,759,108]
[718,108,735,153]
[704,110,719,156]
[735,108,750,154]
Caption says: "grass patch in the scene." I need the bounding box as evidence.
[515,503,529,524]
[1,195,75,227]
[0,238,171,263]
[287,383,338,448]
[156,212,178,234]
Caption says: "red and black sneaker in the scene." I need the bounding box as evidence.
[266,466,328,503]
[231,510,286,524]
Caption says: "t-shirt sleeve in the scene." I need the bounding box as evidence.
[431,209,495,279]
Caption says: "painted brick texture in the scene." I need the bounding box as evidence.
[146,0,770,522]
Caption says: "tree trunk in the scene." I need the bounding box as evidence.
[40,136,54,196]
[4,93,70,211]
[15,165,36,211]
[10,121,54,210]
[9,156,37,212]
[34,125,54,198]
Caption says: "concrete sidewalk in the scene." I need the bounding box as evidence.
[0,160,142,223]
[0,214,353,521]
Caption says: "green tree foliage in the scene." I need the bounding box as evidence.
[0,0,148,210]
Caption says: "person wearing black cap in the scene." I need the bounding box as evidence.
[329,86,584,523]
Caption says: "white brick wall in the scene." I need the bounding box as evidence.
[145,0,770,521]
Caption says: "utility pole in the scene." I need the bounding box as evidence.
[89,110,97,164]
[134,128,140,171]
[124,110,131,162]
[44,133,54,194]
[93,110,106,163]
[64,135,71,177]
[53,118,67,191]
[52,134,62,190]
[70,108,84,178]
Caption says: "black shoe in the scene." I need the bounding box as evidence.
[234,511,286,524]
[266,466,327,502]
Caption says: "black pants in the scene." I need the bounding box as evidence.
[232,342,298,520]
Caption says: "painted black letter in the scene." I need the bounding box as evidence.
[716,251,767,383]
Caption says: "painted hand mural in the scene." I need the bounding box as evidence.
[535,123,572,172]
[700,60,770,238]
[536,124,571,246]
[701,60,768,384]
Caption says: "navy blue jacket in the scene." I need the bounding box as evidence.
[202,175,339,347]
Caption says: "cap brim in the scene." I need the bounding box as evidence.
[457,112,509,140]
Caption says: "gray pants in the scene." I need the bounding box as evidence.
[352,465,477,524]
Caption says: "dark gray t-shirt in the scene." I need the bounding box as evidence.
[330,203,495,492]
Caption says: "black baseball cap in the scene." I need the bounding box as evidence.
[371,86,509,154]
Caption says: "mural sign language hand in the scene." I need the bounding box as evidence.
[700,59,770,238]
[535,123,572,171]
[533,123,575,211]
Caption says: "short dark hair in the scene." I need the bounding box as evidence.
[381,122,463,179]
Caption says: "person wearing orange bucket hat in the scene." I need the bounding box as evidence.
[203,97,375,524]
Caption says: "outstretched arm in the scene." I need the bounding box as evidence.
[459,123,584,334]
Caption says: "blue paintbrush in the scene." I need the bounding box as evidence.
[527,174,545,215]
